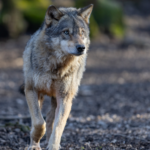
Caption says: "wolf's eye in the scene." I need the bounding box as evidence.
[64,30,69,35]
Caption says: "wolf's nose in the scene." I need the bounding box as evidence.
[76,45,85,53]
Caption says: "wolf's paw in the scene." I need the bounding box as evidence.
[27,145,41,150]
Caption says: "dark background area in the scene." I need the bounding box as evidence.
[1,0,150,149]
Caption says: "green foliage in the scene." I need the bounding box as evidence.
[75,0,125,38]
[89,15,100,38]
[94,0,125,38]
[0,0,51,38]
[15,0,51,25]
[1,0,125,38]
[0,0,27,37]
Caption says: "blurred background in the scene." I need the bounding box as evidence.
[1,0,150,149]
[0,0,125,38]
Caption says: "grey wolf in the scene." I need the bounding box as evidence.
[23,4,93,150]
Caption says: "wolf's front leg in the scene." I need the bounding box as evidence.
[47,82,75,150]
[25,88,46,150]
[47,98,72,150]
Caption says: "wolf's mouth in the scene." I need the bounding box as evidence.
[70,52,84,56]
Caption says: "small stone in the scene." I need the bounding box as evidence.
[14,128,20,133]
[111,139,117,143]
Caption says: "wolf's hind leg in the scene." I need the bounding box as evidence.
[25,88,46,150]
[46,97,57,143]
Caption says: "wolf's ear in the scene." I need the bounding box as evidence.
[45,5,63,26]
[78,4,93,24]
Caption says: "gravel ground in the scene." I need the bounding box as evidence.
[1,1,150,149]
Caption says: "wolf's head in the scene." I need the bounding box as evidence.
[42,4,93,56]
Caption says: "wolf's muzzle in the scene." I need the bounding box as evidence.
[76,44,85,53]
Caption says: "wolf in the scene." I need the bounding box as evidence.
[23,4,93,150]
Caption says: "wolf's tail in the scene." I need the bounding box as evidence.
[19,84,25,95]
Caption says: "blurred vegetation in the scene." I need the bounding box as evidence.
[75,0,125,38]
[0,0,26,38]
[0,0,125,39]
[16,0,51,30]
[0,0,51,38]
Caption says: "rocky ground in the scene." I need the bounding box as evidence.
[1,0,150,149]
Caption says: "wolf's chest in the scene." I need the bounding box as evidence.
[33,73,53,92]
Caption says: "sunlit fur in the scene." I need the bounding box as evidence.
[23,4,93,150]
